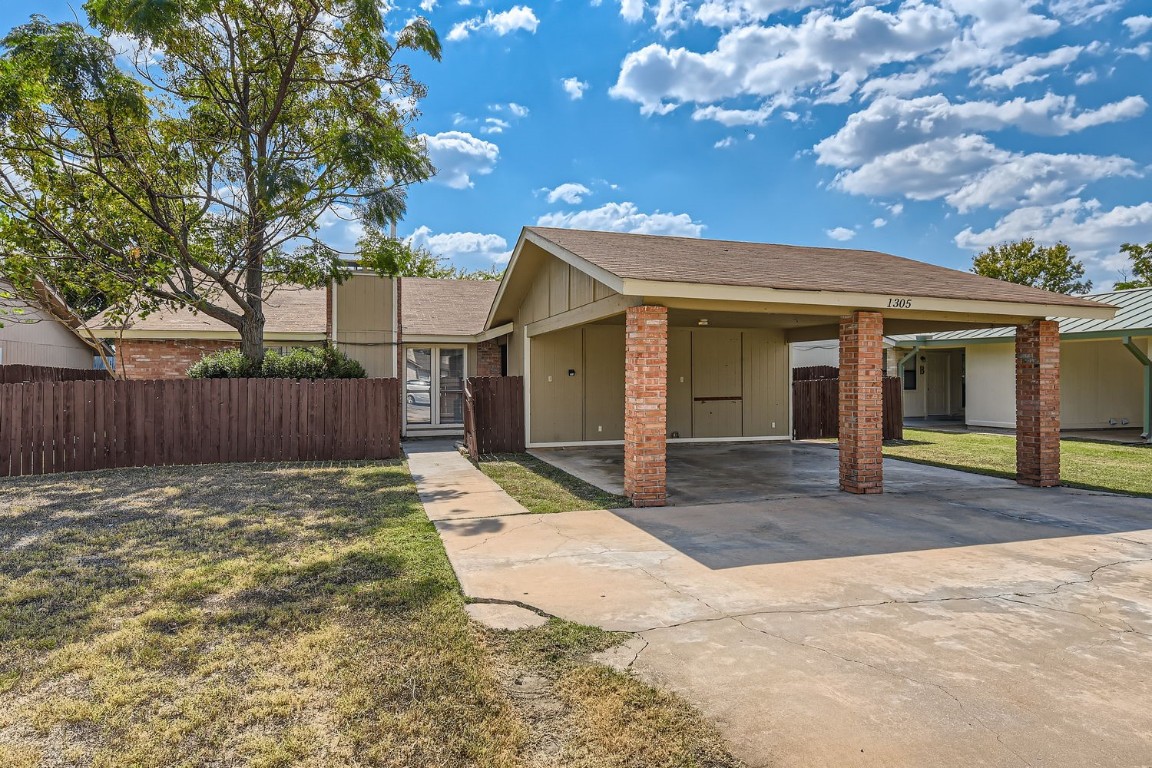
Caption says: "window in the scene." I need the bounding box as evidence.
[903,358,917,390]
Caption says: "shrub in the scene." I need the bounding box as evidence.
[188,346,366,379]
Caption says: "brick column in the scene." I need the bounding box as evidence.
[1016,319,1061,487]
[839,310,884,494]
[624,305,668,507]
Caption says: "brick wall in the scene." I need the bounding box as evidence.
[1016,319,1061,487]
[838,310,884,494]
[624,305,668,507]
[118,339,237,380]
[475,339,503,377]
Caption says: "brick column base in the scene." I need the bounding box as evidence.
[839,310,884,494]
[624,305,668,507]
[1016,319,1061,487]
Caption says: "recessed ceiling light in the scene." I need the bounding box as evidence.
[698,318,709,326]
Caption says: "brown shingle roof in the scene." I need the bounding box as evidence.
[527,227,1106,310]
[92,288,326,336]
[402,278,499,336]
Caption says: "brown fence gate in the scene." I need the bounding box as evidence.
[464,376,525,456]
[0,377,401,477]
[792,368,903,441]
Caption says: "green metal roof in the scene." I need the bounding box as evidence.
[893,287,1152,346]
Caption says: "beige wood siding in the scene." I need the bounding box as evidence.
[0,310,93,369]
[530,327,584,443]
[691,330,742,398]
[743,329,788,436]
[1060,339,1146,429]
[582,326,625,440]
[692,400,743,437]
[335,275,396,377]
[549,258,571,316]
[569,270,595,309]
[964,343,1014,427]
[667,329,693,438]
[593,279,615,301]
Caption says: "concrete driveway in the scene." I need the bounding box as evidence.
[433,446,1152,767]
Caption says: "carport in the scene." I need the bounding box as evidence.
[485,228,1116,506]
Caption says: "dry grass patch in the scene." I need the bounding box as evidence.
[0,461,742,768]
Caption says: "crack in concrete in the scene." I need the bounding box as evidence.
[631,557,1152,634]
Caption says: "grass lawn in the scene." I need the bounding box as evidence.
[0,462,739,768]
[475,454,629,514]
[886,428,1152,496]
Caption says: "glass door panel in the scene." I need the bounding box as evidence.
[405,347,432,425]
[439,348,465,425]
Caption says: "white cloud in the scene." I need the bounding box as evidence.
[1124,15,1152,37]
[1048,0,1122,24]
[831,134,1139,212]
[481,117,510,134]
[545,182,592,204]
[888,203,904,216]
[813,93,1147,169]
[610,3,958,115]
[982,45,1083,89]
[954,198,1152,259]
[407,226,512,264]
[420,131,500,189]
[537,202,704,237]
[506,102,530,118]
[692,104,773,126]
[714,136,737,149]
[447,6,539,41]
[562,77,589,100]
[872,217,887,228]
[825,226,856,241]
[419,0,436,10]
[620,0,645,22]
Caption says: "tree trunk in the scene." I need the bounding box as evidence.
[239,311,265,369]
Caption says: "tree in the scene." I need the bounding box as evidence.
[971,238,1092,295]
[0,3,440,366]
[358,228,504,280]
[1113,242,1152,290]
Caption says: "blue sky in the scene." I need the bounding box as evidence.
[4,1,1151,288]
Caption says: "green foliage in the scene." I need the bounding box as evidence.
[971,238,1092,295]
[0,3,440,364]
[188,345,366,379]
[1114,242,1152,290]
[358,229,504,280]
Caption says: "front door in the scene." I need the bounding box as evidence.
[405,346,466,430]
[925,351,951,417]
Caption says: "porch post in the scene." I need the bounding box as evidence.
[839,310,884,494]
[1016,319,1061,487]
[624,305,668,507]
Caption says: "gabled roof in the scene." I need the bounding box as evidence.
[402,278,499,336]
[524,227,1107,310]
[90,288,326,340]
[893,287,1152,345]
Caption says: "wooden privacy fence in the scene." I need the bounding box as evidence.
[0,377,401,477]
[792,373,903,441]
[464,376,525,456]
[0,364,111,384]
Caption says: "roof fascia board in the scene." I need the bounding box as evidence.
[622,279,1116,321]
[476,322,514,342]
[526,294,641,338]
[523,230,627,294]
[483,229,530,331]
[90,329,326,342]
[910,328,1152,346]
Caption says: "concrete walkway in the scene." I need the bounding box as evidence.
[405,439,530,521]
[426,445,1152,768]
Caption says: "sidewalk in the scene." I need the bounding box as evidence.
[404,439,531,521]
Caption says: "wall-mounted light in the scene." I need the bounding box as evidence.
[568,369,576,377]
[697,318,709,326]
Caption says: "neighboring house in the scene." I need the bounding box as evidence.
[0,280,97,369]
[891,287,1152,437]
[90,288,328,379]
[89,276,506,439]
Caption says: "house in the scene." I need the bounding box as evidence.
[0,279,98,369]
[89,288,329,379]
[89,276,506,438]
[469,227,1113,504]
[891,287,1152,438]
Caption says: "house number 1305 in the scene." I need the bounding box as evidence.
[887,297,912,308]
